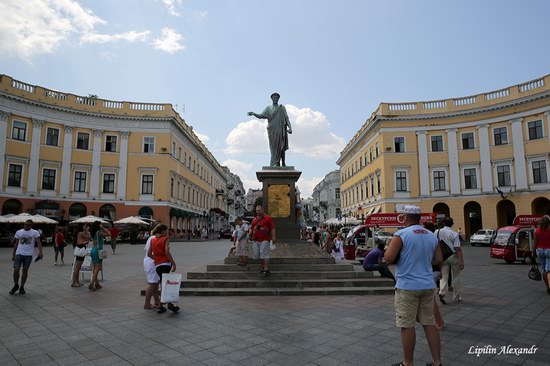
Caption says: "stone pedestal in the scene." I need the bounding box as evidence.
[256,166,302,241]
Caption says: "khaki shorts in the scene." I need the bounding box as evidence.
[395,288,435,328]
[252,241,269,260]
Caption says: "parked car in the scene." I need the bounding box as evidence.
[373,230,393,244]
[490,226,535,264]
[470,229,497,246]
[218,229,233,240]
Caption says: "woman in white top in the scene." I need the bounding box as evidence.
[234,217,250,266]
[332,234,344,260]
[143,225,161,309]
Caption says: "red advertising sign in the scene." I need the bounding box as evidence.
[513,215,542,227]
[364,213,437,227]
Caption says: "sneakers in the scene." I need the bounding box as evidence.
[167,303,180,313]
[457,297,463,302]
[261,270,270,277]
[439,294,446,305]
[19,287,25,295]
[9,284,19,295]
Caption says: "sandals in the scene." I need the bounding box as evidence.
[167,303,180,313]
[88,284,96,291]
[95,283,102,290]
[157,306,167,314]
[71,283,83,287]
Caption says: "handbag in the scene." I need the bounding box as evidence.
[437,230,454,261]
[161,273,182,303]
[98,249,108,259]
[528,262,542,281]
[74,246,87,257]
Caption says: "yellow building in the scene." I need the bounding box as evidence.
[0,74,231,232]
[337,74,550,237]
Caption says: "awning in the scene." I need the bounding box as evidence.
[366,207,374,215]
[169,208,178,217]
[373,205,382,214]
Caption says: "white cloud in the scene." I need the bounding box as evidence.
[0,0,105,59]
[194,131,210,143]
[224,120,269,156]
[153,28,185,54]
[193,11,208,19]
[80,30,150,44]
[297,176,324,199]
[161,0,182,16]
[285,105,346,159]
[224,106,345,160]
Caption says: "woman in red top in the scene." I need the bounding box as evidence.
[147,225,179,313]
[533,215,550,294]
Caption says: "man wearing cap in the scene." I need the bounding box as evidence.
[384,205,443,366]
[248,93,293,167]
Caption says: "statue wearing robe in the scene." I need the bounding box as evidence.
[248,93,292,167]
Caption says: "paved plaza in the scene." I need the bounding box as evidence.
[0,240,549,366]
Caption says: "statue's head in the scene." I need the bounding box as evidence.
[270,92,280,103]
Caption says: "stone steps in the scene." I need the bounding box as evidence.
[207,263,355,272]
[223,257,336,264]
[181,278,391,288]
[186,271,374,280]
[178,286,395,296]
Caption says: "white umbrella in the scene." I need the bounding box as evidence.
[32,214,59,224]
[70,215,108,224]
[6,213,35,223]
[114,216,149,225]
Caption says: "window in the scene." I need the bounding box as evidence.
[431,135,443,152]
[76,132,89,150]
[376,174,381,193]
[369,148,373,161]
[143,137,155,153]
[464,168,477,189]
[433,171,446,191]
[497,165,511,187]
[142,175,154,194]
[335,188,340,200]
[394,137,405,153]
[8,164,23,187]
[375,142,380,157]
[102,173,115,193]
[172,142,176,156]
[462,132,475,150]
[528,120,543,140]
[105,135,117,152]
[74,171,87,192]
[177,181,181,199]
[178,147,181,161]
[12,121,27,141]
[188,156,191,168]
[532,160,547,184]
[46,128,59,146]
[370,177,374,197]
[170,178,174,197]
[395,171,407,191]
[493,127,508,145]
[41,169,56,190]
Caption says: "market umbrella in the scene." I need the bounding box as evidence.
[32,214,59,224]
[6,213,36,223]
[114,216,149,225]
[70,215,109,224]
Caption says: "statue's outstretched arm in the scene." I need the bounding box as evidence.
[247,112,265,119]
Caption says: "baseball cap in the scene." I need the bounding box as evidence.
[399,205,420,214]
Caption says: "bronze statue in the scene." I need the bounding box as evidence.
[248,93,293,167]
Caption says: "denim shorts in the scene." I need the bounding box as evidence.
[13,255,33,269]
[252,241,270,260]
[536,248,550,272]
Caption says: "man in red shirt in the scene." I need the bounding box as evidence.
[249,205,276,277]
[110,226,120,254]
[54,228,67,265]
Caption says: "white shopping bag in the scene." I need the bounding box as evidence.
[269,240,276,250]
[161,273,182,303]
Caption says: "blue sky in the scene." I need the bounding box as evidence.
[1,0,549,197]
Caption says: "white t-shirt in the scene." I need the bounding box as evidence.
[235,223,249,242]
[15,229,41,256]
[435,227,461,253]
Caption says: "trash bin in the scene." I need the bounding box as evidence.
[344,243,356,260]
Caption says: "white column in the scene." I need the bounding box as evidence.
[416,131,429,196]
[26,119,44,194]
[446,128,460,194]
[477,124,493,193]
[60,126,73,195]
[117,131,130,199]
[0,111,8,192]
[510,118,528,190]
[90,130,103,197]
[546,112,550,146]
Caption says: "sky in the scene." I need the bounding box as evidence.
[1,0,549,198]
